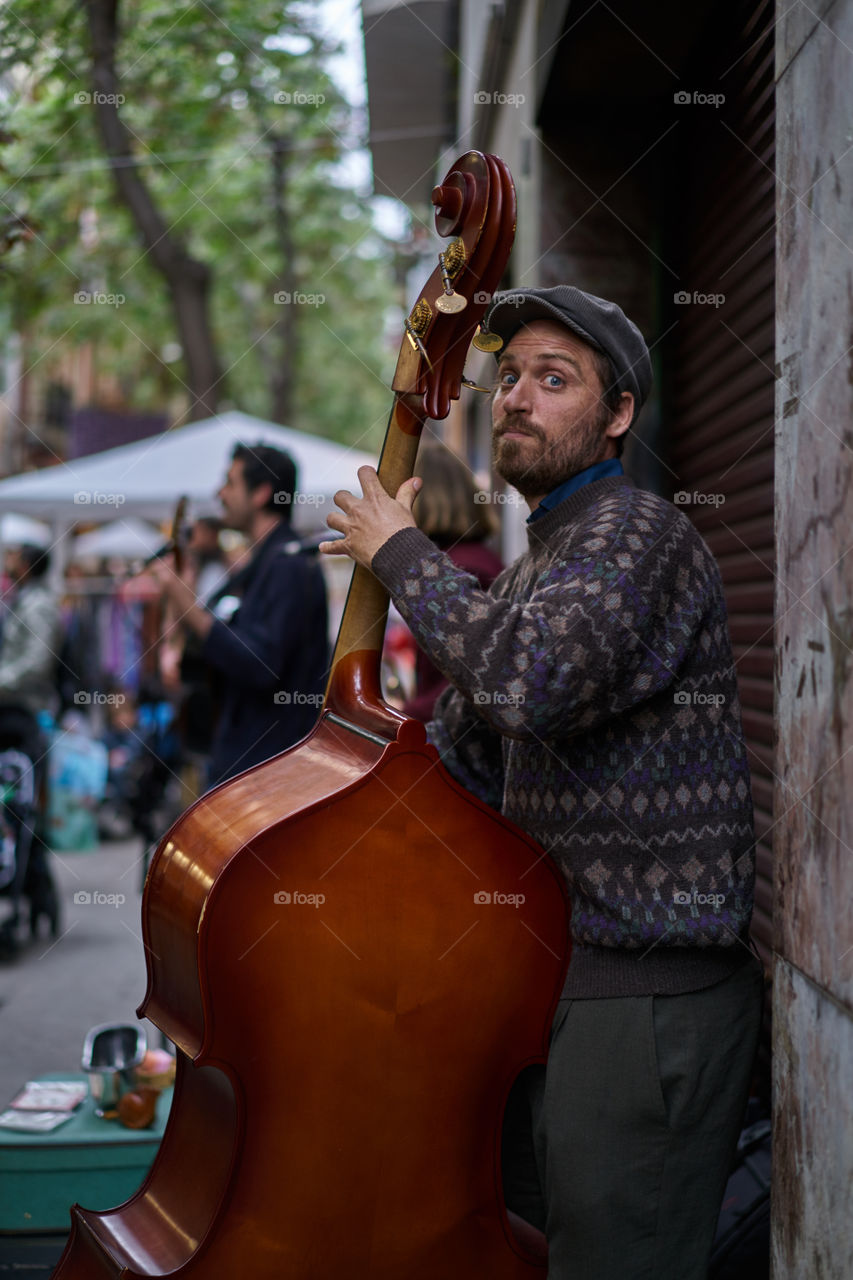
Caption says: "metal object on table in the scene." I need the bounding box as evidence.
[81,1023,147,1118]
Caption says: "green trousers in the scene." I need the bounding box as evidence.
[503,956,764,1280]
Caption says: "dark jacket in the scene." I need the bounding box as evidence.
[202,521,328,785]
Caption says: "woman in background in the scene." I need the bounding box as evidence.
[401,441,503,723]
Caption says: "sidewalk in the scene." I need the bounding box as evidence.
[0,835,157,1108]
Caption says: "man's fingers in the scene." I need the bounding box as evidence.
[325,511,348,535]
[395,476,421,513]
[318,538,350,557]
[321,512,352,559]
[332,487,356,513]
[357,465,382,493]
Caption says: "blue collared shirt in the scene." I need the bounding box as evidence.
[526,458,624,523]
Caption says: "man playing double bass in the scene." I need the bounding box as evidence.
[322,285,763,1280]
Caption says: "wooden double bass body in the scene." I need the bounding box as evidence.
[53,152,570,1279]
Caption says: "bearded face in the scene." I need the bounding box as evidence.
[490,321,628,503]
[492,398,613,499]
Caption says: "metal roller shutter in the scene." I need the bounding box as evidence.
[667,0,775,964]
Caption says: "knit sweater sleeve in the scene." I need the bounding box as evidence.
[371,497,713,742]
[426,682,505,811]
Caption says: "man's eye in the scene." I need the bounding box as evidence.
[544,374,564,388]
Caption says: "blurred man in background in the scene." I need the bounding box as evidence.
[153,443,328,785]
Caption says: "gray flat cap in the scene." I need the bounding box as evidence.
[482,285,652,422]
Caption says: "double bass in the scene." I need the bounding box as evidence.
[52,151,570,1279]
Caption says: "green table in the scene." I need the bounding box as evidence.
[0,1073,172,1233]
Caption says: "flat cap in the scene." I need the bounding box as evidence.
[481,285,652,423]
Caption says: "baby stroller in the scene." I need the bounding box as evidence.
[0,701,60,955]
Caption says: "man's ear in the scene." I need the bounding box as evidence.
[252,481,274,511]
[605,391,634,442]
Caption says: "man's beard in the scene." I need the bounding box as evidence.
[492,404,612,500]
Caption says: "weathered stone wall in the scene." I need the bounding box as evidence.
[773,0,853,1274]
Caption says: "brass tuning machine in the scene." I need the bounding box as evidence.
[471,326,503,353]
[404,298,434,369]
[434,238,468,315]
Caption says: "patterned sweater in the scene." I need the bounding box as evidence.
[371,475,755,997]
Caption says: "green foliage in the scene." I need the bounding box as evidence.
[0,0,400,448]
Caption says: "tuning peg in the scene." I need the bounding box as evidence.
[434,241,468,314]
[472,327,503,353]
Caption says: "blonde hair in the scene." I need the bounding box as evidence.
[413,441,496,544]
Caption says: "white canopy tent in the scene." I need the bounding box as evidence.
[70,518,163,562]
[0,411,377,532]
[0,513,51,547]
